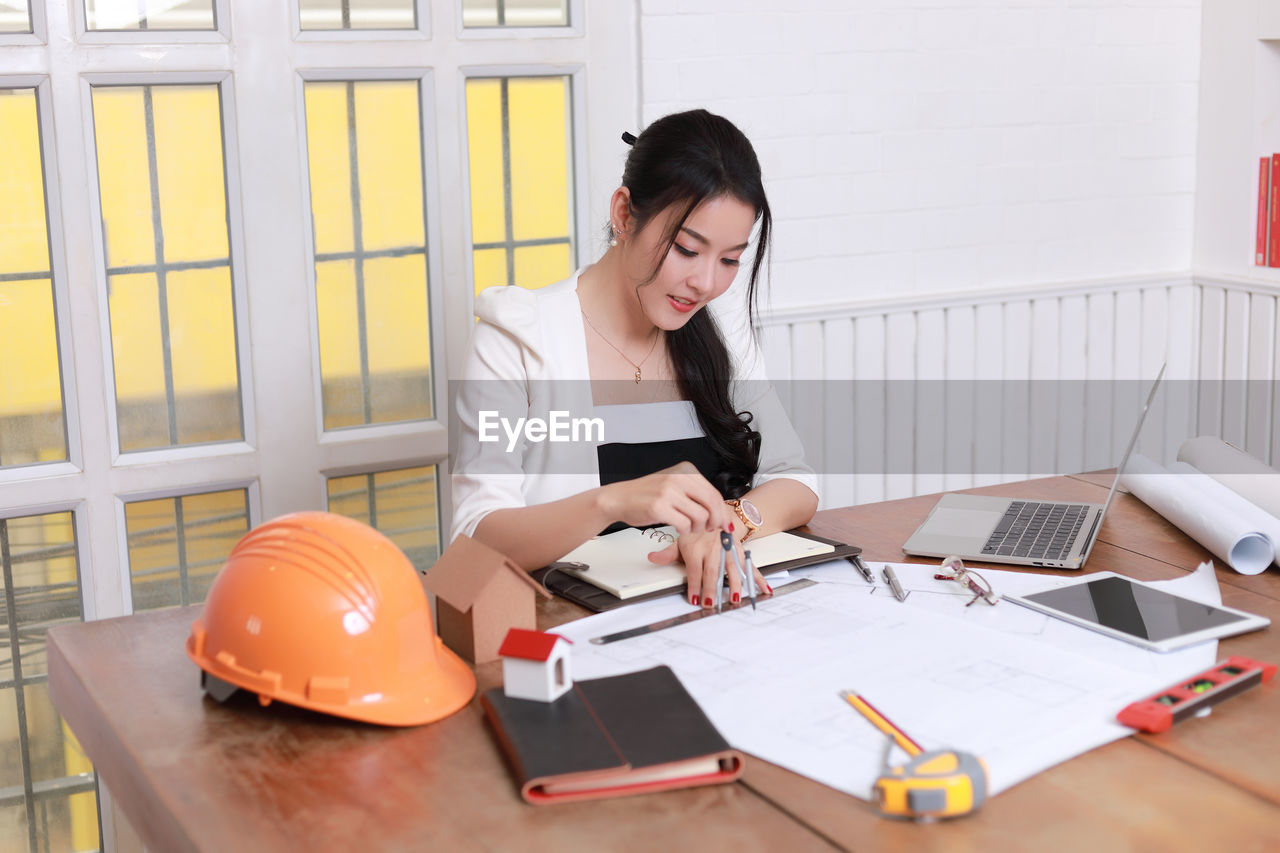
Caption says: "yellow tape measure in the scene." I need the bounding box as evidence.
[840,690,988,821]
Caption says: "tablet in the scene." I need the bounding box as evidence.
[1003,572,1270,653]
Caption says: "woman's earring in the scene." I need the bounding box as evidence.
[609,237,618,248]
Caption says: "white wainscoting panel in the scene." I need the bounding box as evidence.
[757,274,1278,508]
[1195,276,1280,467]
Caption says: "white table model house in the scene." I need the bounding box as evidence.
[498,628,574,703]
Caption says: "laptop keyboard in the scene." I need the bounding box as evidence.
[981,501,1089,562]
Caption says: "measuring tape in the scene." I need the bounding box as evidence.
[1117,656,1276,733]
[840,690,987,821]
[873,749,987,820]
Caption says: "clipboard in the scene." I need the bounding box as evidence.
[531,530,861,613]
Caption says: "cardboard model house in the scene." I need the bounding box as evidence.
[422,534,550,665]
[498,628,573,703]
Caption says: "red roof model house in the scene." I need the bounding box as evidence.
[498,628,573,703]
[422,535,550,665]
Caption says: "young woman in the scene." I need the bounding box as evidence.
[451,109,818,608]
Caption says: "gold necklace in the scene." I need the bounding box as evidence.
[581,309,661,383]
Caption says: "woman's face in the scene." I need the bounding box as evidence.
[625,194,757,331]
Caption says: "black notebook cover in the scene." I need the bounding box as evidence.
[532,530,861,613]
[481,665,743,804]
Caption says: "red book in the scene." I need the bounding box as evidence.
[1258,157,1271,265]
[1269,154,1280,267]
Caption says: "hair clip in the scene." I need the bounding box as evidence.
[621,131,637,146]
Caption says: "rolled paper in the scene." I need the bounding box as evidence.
[1170,461,1280,568]
[1177,436,1280,519]
[1121,454,1274,575]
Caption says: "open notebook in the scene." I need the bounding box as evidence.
[556,527,837,599]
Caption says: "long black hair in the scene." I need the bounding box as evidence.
[616,109,769,499]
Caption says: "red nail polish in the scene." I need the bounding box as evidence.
[729,521,735,532]
[765,582,773,594]
[703,596,713,607]
[732,592,740,603]
[691,594,699,606]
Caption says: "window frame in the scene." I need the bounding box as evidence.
[74,0,231,43]
[0,3,641,603]
[79,70,257,463]
[0,75,76,479]
[0,3,639,845]
[0,2,42,44]
[456,0,582,40]
[292,0,431,40]
[115,479,258,614]
[458,63,587,295]
[295,66,448,448]
[0,504,94,851]
[323,461,443,570]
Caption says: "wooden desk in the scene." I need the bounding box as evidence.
[48,475,1280,851]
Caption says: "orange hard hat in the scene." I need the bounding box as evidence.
[186,511,475,726]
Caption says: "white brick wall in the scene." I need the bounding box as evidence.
[638,0,1203,309]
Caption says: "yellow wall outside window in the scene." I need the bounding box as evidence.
[92,84,243,450]
[304,80,434,429]
[5,76,578,444]
[327,466,439,570]
[124,489,250,611]
[0,89,65,461]
[0,512,97,852]
[466,76,575,295]
[94,85,237,397]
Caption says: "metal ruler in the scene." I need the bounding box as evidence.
[589,577,819,645]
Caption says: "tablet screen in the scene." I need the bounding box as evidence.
[1021,576,1246,642]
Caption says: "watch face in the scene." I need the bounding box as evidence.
[740,499,762,526]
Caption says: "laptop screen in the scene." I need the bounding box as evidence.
[1078,363,1166,563]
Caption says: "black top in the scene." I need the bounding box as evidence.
[597,437,722,490]
[593,401,723,534]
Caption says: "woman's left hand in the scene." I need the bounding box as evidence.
[648,530,771,608]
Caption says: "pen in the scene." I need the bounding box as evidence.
[882,566,907,602]
[839,690,923,757]
[850,554,875,584]
[716,531,730,611]
[727,541,748,608]
[744,549,757,611]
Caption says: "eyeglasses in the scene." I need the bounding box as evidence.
[934,556,998,607]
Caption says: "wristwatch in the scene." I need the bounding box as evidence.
[725,498,762,541]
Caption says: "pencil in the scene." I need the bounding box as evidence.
[839,690,924,757]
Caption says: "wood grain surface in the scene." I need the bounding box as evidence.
[49,608,835,853]
[48,476,1280,852]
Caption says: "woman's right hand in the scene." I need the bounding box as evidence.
[597,462,733,535]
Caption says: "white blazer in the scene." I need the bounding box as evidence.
[449,270,819,543]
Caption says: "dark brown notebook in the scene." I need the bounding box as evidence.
[480,665,743,804]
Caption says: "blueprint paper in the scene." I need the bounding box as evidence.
[1169,461,1280,568]
[1178,435,1280,518]
[557,560,1220,800]
[1122,454,1274,574]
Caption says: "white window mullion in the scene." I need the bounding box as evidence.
[433,57,471,393]
[40,7,131,623]
[430,57,469,542]
[227,0,327,520]
[318,422,448,471]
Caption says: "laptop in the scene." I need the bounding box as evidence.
[902,365,1165,570]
